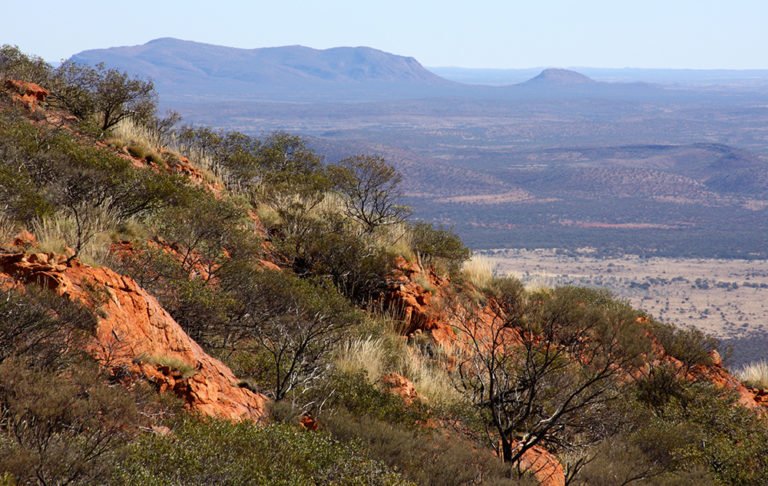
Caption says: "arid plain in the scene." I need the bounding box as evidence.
[483,248,768,366]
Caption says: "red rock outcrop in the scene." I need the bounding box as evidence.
[380,372,419,405]
[382,256,515,353]
[383,256,457,346]
[0,251,267,421]
[515,443,566,486]
[4,79,49,112]
[688,355,762,409]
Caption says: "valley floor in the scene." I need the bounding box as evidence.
[483,248,768,367]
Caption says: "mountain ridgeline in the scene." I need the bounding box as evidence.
[71,38,454,101]
[69,38,659,102]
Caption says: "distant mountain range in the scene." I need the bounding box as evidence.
[70,38,661,102]
[71,38,457,101]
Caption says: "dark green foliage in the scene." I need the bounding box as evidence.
[410,222,469,274]
[221,269,361,400]
[0,287,151,486]
[486,276,526,323]
[0,113,183,226]
[456,286,653,465]
[577,434,717,485]
[154,190,258,275]
[650,320,718,369]
[52,61,156,131]
[114,418,409,485]
[616,383,768,485]
[660,385,768,484]
[126,143,148,160]
[323,410,534,486]
[113,240,233,345]
[0,287,96,366]
[0,357,140,485]
[524,287,653,369]
[311,370,430,426]
[330,154,411,234]
[634,363,689,411]
[0,45,52,85]
[255,131,322,175]
[276,213,394,302]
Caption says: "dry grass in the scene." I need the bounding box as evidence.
[30,205,120,266]
[312,191,347,219]
[737,360,768,389]
[398,344,462,407]
[335,336,389,383]
[111,119,225,189]
[462,255,495,289]
[110,118,158,150]
[0,212,17,246]
[372,222,415,261]
[137,353,198,378]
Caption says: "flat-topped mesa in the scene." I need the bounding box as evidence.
[0,250,267,422]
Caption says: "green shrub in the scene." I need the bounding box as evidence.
[0,287,148,486]
[323,410,533,486]
[0,286,96,366]
[641,384,768,484]
[311,370,430,426]
[649,320,718,369]
[0,44,52,85]
[220,268,362,399]
[409,222,469,275]
[114,417,410,485]
[0,113,184,230]
[577,433,716,485]
[285,216,394,303]
[634,363,689,411]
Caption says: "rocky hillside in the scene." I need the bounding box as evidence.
[2,45,768,485]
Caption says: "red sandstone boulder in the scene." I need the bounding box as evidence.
[0,251,267,421]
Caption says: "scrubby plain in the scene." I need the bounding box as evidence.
[484,248,768,365]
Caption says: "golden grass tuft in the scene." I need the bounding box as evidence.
[462,254,495,289]
[335,336,389,383]
[737,359,768,389]
[111,118,158,150]
[30,205,120,267]
[398,343,462,407]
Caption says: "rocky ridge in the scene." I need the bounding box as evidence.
[0,249,267,421]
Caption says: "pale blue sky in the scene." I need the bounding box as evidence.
[4,0,767,68]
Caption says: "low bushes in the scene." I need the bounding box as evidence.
[114,418,409,485]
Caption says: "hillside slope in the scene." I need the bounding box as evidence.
[3,47,768,485]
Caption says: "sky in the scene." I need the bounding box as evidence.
[3,0,767,69]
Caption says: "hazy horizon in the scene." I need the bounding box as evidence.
[4,0,767,70]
